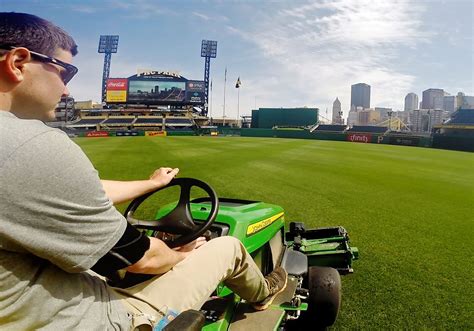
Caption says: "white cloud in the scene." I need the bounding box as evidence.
[225,0,430,117]
[193,12,211,21]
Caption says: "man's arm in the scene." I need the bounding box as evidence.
[126,237,207,275]
[101,167,179,204]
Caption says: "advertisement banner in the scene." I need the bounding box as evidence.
[106,90,127,103]
[86,131,109,137]
[389,136,420,146]
[347,133,371,143]
[145,131,167,137]
[107,78,128,90]
[116,131,139,137]
[185,80,205,104]
[106,78,128,103]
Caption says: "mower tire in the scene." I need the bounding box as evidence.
[305,266,341,328]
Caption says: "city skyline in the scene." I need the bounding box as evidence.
[2,0,473,119]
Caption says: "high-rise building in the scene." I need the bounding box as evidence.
[332,97,342,124]
[422,88,445,109]
[443,96,457,113]
[463,96,474,108]
[404,93,419,111]
[347,110,358,126]
[351,83,371,110]
[409,109,443,132]
[357,109,380,126]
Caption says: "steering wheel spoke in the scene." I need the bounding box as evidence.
[124,178,219,248]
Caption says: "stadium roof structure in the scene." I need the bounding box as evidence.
[443,108,474,126]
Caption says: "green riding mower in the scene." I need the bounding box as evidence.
[123,178,359,330]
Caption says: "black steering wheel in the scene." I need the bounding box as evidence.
[124,177,219,248]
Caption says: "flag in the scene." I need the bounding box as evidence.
[235,77,241,88]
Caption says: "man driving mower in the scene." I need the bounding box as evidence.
[0,12,287,330]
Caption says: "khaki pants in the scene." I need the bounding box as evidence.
[110,236,270,330]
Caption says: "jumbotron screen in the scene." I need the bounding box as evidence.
[106,72,205,106]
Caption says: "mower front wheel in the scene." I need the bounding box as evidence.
[305,266,341,328]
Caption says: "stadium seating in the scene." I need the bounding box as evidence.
[165,118,193,125]
[66,117,105,129]
[312,124,348,132]
[165,118,194,130]
[444,108,474,125]
[347,125,388,133]
[134,117,164,126]
[101,117,135,126]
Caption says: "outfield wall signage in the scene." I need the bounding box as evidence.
[347,133,371,143]
[389,136,420,146]
[106,78,128,103]
[86,131,109,137]
[145,131,167,137]
[116,131,139,137]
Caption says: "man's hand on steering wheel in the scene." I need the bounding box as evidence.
[149,167,180,189]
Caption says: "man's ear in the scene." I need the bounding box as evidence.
[0,48,32,83]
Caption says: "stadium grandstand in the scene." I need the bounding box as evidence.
[443,108,474,126]
[432,108,474,151]
[310,124,348,132]
[347,125,389,134]
[133,116,164,131]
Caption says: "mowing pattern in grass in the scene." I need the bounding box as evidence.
[75,136,474,329]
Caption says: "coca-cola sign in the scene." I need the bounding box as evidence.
[107,78,128,91]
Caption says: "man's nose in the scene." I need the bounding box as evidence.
[62,85,70,97]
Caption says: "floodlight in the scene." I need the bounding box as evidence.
[201,40,217,58]
[98,35,119,53]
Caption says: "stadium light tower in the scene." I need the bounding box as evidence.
[98,35,119,104]
[201,40,217,116]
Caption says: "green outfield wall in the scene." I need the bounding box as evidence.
[75,127,472,152]
[166,131,196,136]
[251,108,318,128]
[241,129,435,148]
[432,134,474,152]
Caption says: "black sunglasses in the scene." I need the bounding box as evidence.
[0,45,78,84]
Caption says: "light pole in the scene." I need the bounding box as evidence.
[223,67,227,126]
[235,77,241,127]
[200,40,217,116]
[98,35,119,104]
[209,80,213,125]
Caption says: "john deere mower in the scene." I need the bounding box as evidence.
[123,178,359,330]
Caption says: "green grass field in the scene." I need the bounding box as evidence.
[75,136,474,329]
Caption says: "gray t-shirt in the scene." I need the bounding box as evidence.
[0,111,131,330]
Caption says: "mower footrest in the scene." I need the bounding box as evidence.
[229,276,298,331]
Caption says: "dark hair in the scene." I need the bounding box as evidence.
[0,12,77,57]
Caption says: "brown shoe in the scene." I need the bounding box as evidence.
[252,267,288,311]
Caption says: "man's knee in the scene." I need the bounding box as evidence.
[208,236,241,249]
[205,236,243,257]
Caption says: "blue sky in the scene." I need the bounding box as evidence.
[3,0,473,120]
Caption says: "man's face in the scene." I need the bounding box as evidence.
[11,48,73,121]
